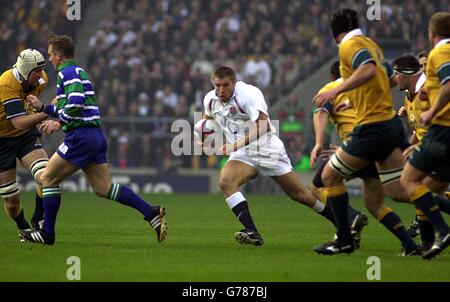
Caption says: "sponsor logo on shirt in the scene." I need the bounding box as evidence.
[59,143,69,155]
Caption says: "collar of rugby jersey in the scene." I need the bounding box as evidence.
[435,38,450,48]
[12,68,21,83]
[339,28,364,46]
[415,73,426,94]
[57,59,77,71]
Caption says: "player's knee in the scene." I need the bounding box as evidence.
[321,169,343,187]
[219,177,237,194]
[30,158,48,185]
[399,170,416,188]
[323,154,354,186]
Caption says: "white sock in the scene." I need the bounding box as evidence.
[311,199,325,213]
[225,192,246,209]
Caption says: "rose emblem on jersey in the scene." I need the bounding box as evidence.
[229,107,237,115]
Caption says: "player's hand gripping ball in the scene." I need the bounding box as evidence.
[193,119,220,145]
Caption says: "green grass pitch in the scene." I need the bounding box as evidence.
[1,192,449,281]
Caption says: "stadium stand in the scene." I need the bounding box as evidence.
[2,0,448,170]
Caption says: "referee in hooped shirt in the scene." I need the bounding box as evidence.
[21,35,167,245]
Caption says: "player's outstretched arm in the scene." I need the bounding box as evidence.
[334,63,377,95]
[38,120,62,134]
[9,112,49,130]
[313,63,376,107]
[7,94,48,130]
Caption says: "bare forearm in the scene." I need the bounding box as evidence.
[235,119,270,150]
[313,111,329,147]
[334,63,376,95]
[10,113,48,130]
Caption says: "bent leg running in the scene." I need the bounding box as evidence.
[219,160,263,245]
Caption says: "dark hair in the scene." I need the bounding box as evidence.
[417,50,428,59]
[330,61,340,79]
[331,8,359,38]
[213,66,236,80]
[48,35,75,58]
[429,12,450,38]
[392,54,421,76]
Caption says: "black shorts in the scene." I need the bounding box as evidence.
[342,116,406,162]
[312,158,379,188]
[0,128,43,172]
[430,162,450,182]
[409,125,450,182]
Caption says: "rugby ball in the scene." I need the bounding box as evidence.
[193,118,219,144]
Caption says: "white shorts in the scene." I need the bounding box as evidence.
[229,136,293,177]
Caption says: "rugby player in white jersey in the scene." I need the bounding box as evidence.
[201,66,337,246]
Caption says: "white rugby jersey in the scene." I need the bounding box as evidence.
[203,81,277,147]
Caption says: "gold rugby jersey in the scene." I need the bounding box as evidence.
[424,39,450,126]
[0,69,48,137]
[339,31,395,125]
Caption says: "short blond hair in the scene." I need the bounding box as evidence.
[48,35,75,58]
[213,66,236,80]
[429,12,450,38]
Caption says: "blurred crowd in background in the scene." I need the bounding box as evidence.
[1,0,448,173]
